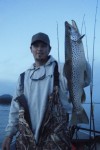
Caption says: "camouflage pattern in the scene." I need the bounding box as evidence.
[16,109,36,150]
[16,86,75,150]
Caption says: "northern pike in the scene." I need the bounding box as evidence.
[64,20,89,125]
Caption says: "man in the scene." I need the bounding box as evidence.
[2,32,91,150]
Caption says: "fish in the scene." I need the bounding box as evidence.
[64,20,89,125]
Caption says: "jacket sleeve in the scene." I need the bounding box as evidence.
[5,76,21,137]
[84,61,91,87]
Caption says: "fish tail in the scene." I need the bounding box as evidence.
[70,108,89,125]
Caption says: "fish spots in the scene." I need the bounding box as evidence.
[65,20,89,124]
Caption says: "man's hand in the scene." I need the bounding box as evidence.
[2,136,12,150]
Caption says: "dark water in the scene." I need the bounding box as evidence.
[0,105,10,149]
[81,103,100,133]
[0,104,100,149]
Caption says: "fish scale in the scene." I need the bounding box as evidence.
[64,20,89,125]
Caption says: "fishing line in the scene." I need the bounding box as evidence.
[81,14,89,62]
[81,14,85,35]
[56,21,60,63]
[81,14,89,63]
[90,0,99,147]
[83,17,89,63]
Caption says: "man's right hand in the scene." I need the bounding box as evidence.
[2,136,12,150]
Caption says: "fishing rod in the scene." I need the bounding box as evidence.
[81,14,89,62]
[81,13,96,141]
[56,21,60,63]
[81,14,85,35]
[84,102,100,104]
[83,16,89,63]
[72,125,100,150]
[83,15,96,140]
[76,126,100,135]
[79,2,99,149]
[90,0,98,141]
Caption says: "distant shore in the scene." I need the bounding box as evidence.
[0,94,12,105]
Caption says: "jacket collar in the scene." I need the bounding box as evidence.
[28,55,56,70]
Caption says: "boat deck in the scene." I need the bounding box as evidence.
[72,130,100,150]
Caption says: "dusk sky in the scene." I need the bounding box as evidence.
[0,0,100,98]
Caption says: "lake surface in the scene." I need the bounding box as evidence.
[0,103,100,149]
[0,105,10,149]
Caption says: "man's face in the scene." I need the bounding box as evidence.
[30,41,50,62]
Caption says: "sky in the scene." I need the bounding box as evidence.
[0,0,100,97]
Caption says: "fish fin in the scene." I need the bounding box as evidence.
[70,108,89,125]
[63,60,71,79]
[77,34,85,42]
[79,34,85,40]
[81,89,86,103]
